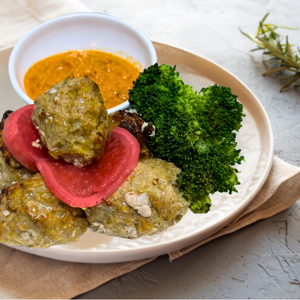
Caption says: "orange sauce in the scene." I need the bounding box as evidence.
[24,50,141,109]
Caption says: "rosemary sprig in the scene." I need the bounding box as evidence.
[240,13,300,92]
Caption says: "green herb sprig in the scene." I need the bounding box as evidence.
[240,13,300,92]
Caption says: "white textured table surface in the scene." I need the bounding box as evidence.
[75,0,300,298]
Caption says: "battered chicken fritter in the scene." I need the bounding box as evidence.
[85,158,189,239]
[32,76,109,167]
[0,173,88,248]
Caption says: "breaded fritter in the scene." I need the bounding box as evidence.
[32,76,109,167]
[0,173,88,248]
[86,158,189,239]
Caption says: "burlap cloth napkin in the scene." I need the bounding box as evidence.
[1,1,300,299]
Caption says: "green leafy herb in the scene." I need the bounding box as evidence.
[240,13,300,91]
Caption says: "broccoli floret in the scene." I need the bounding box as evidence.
[129,63,245,213]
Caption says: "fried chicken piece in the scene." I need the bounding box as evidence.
[0,173,88,248]
[86,158,189,239]
[32,76,109,167]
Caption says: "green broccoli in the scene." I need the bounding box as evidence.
[129,63,245,213]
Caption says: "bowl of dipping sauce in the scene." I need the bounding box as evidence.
[9,12,157,114]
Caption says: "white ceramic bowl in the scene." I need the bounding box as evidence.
[8,12,157,114]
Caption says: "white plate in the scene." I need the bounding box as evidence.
[0,42,273,263]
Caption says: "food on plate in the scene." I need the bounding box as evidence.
[0,111,34,188]
[0,173,88,248]
[86,158,188,238]
[129,63,245,213]
[110,109,155,160]
[37,127,140,208]
[0,56,245,247]
[4,105,140,208]
[3,105,49,172]
[32,76,109,167]
[24,50,141,109]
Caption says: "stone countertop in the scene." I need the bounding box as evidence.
[75,0,300,298]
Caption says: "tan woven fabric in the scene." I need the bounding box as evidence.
[0,247,156,299]
[1,1,300,299]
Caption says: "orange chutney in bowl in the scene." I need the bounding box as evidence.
[24,50,141,109]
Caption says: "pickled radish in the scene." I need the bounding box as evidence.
[3,105,48,172]
[37,127,140,207]
[3,105,140,207]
